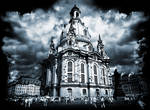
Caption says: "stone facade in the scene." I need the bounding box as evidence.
[41,5,113,99]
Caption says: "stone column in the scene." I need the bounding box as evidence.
[46,69,51,86]
[53,58,57,97]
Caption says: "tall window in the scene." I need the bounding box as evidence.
[81,74,85,83]
[94,76,98,84]
[68,62,72,72]
[94,65,98,84]
[83,89,86,95]
[105,90,108,95]
[96,89,100,97]
[81,63,85,83]
[102,68,105,85]
[69,40,72,46]
[68,88,72,96]
[81,63,84,73]
[68,61,73,82]
[102,68,105,76]
[68,73,72,82]
[94,65,97,75]
[104,77,106,85]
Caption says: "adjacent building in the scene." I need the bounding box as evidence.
[8,77,41,97]
[113,69,148,99]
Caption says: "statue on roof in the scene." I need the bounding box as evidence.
[97,34,104,55]
[49,38,55,54]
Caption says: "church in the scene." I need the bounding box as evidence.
[41,5,113,99]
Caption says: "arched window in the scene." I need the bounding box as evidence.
[105,90,108,95]
[96,89,100,97]
[94,65,98,84]
[67,88,72,96]
[69,40,72,46]
[83,89,86,95]
[81,63,85,83]
[68,61,73,82]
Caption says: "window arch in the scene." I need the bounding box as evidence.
[94,64,98,84]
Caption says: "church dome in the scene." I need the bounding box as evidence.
[57,5,93,52]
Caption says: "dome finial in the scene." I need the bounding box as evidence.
[70,4,81,17]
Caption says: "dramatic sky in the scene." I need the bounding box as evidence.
[1,0,148,82]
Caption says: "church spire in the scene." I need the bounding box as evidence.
[49,38,55,54]
[97,34,104,56]
[97,34,104,49]
[98,34,102,44]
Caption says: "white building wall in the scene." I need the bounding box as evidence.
[88,61,93,83]
[90,88,94,97]
[58,52,113,98]
[100,88,106,96]
[60,87,89,98]
[14,84,40,96]
[61,59,67,82]
[60,87,81,98]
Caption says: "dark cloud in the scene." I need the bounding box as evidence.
[1,0,148,82]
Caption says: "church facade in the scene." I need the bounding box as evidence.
[41,5,113,99]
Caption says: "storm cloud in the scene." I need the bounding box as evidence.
[1,0,148,82]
